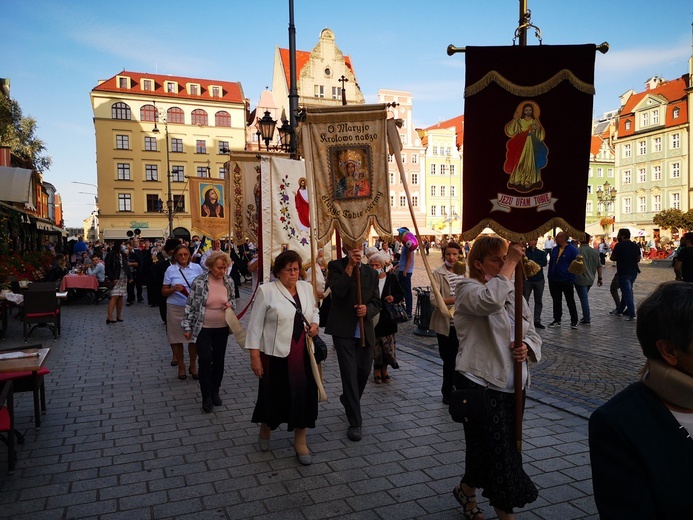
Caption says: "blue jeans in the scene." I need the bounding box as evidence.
[574,284,591,322]
[616,273,637,318]
[397,271,413,316]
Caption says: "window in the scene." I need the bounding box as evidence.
[388,154,394,163]
[401,154,406,164]
[167,107,184,124]
[653,165,661,181]
[314,85,324,98]
[671,133,680,149]
[446,147,452,156]
[142,79,153,91]
[117,163,131,180]
[672,162,680,178]
[449,165,455,176]
[331,87,340,100]
[623,144,631,158]
[118,193,132,211]
[625,120,631,130]
[440,164,447,176]
[118,77,129,89]
[400,134,407,145]
[146,194,159,212]
[411,154,418,164]
[166,81,177,93]
[171,138,183,152]
[211,86,220,98]
[597,167,603,178]
[431,205,437,216]
[411,196,418,207]
[215,111,231,127]
[623,197,631,214]
[430,164,436,175]
[145,164,158,181]
[399,196,406,207]
[196,140,207,154]
[111,102,131,120]
[219,167,226,179]
[218,141,230,154]
[440,185,446,197]
[171,165,184,182]
[144,136,157,151]
[430,185,436,197]
[116,135,129,150]
[389,172,395,185]
[432,146,438,155]
[587,185,592,195]
[638,168,646,182]
[191,109,208,126]
[623,170,631,184]
[441,205,447,216]
[652,110,659,124]
[588,168,593,178]
[173,195,186,212]
[639,197,646,213]
[654,137,662,152]
[390,195,394,207]
[672,193,681,210]
[653,194,661,212]
[411,173,418,185]
[196,166,209,177]
[140,104,156,121]
[586,201,592,212]
[641,113,649,126]
[189,84,199,95]
[673,107,680,118]
[638,140,646,155]
[450,185,456,197]
[607,168,614,178]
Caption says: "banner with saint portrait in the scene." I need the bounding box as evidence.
[189,177,230,239]
[226,152,262,245]
[461,45,596,242]
[300,104,391,248]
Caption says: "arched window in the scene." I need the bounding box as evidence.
[140,104,157,122]
[112,102,131,120]
[191,109,208,126]
[215,111,231,127]
[167,107,184,124]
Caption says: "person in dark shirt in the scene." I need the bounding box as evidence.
[610,228,641,321]
[523,238,548,329]
[674,232,693,283]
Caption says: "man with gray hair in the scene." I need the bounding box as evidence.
[574,233,603,325]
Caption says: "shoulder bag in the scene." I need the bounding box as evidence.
[384,276,409,323]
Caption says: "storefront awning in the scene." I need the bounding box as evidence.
[34,218,67,235]
[0,166,33,203]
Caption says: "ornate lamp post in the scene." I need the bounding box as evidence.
[596,180,617,217]
[152,102,173,238]
[257,111,277,151]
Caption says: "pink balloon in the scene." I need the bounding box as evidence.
[403,231,418,251]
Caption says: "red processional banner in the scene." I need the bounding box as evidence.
[461,45,597,242]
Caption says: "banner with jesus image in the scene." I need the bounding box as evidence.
[189,177,229,239]
[461,44,596,242]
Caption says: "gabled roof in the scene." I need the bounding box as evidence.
[278,48,355,89]
[92,71,245,105]
[424,115,465,149]
[590,135,603,156]
[618,75,689,136]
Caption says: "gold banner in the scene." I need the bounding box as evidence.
[189,177,230,239]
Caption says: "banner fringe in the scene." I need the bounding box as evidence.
[461,217,587,244]
[465,69,595,98]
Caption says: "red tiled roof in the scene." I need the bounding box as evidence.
[618,76,689,136]
[425,115,465,149]
[278,48,354,89]
[590,135,602,156]
[92,71,245,105]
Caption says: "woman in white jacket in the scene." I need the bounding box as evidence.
[246,250,320,465]
[452,236,541,520]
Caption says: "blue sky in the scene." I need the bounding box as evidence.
[3,0,691,227]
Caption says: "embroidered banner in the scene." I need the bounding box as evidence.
[300,104,392,248]
[227,152,262,245]
[461,45,596,242]
[189,177,230,240]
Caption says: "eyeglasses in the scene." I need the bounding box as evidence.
[282,267,300,273]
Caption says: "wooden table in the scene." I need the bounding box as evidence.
[0,347,50,430]
[59,274,99,292]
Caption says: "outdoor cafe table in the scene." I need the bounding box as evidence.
[0,347,50,430]
[59,274,99,292]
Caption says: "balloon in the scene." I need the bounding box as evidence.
[403,231,418,251]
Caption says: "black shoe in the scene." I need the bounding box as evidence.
[126,302,133,306]
[548,321,561,328]
[211,393,222,406]
[534,322,545,329]
[579,318,591,325]
[202,397,213,413]
[347,426,362,442]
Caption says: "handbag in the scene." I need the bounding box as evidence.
[385,301,409,323]
[309,335,328,364]
[448,387,490,424]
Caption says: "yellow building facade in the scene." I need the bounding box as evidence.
[90,71,246,240]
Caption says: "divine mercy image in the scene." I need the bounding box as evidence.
[503,100,549,193]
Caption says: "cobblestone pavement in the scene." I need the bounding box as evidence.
[0,254,674,519]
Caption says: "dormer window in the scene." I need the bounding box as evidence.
[187,83,200,95]
[210,86,221,98]
[165,81,177,93]
[625,120,631,130]
[116,75,131,89]
[673,107,680,119]
[141,79,154,91]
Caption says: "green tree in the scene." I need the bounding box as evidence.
[653,208,685,231]
[0,95,52,172]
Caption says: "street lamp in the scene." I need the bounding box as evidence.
[277,117,293,151]
[152,102,174,238]
[257,110,277,151]
[72,181,99,204]
[596,181,617,216]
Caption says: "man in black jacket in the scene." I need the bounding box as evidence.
[325,245,381,442]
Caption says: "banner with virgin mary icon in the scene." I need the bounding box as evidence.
[461,44,596,242]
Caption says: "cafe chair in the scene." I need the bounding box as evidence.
[27,281,60,292]
[0,380,16,474]
[0,344,50,430]
[22,289,61,342]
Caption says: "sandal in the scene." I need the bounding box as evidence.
[374,376,382,384]
[382,374,391,384]
[453,484,484,520]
